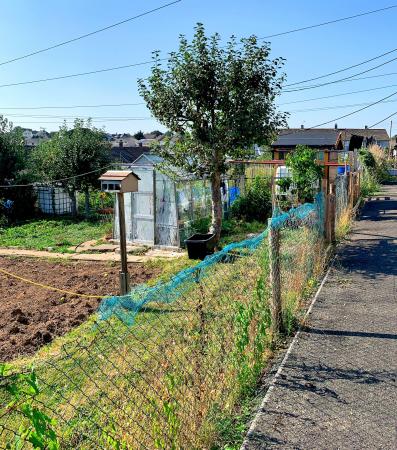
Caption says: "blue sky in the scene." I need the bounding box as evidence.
[1,0,397,135]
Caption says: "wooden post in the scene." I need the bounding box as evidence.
[271,176,277,213]
[348,171,354,208]
[117,192,129,296]
[268,219,282,334]
[325,184,336,244]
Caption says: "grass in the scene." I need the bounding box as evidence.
[220,219,264,246]
[0,217,112,253]
[0,225,327,449]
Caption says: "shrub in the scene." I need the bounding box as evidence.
[230,176,272,222]
[360,171,379,197]
[285,145,323,203]
[360,145,389,184]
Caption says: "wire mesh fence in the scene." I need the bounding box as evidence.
[0,194,329,449]
[335,175,349,222]
[0,184,115,222]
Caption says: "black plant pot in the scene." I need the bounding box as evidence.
[185,233,216,260]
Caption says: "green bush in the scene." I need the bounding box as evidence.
[230,176,272,222]
[285,145,323,203]
[77,189,114,213]
[359,147,389,183]
[360,171,380,197]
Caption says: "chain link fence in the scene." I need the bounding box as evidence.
[0,194,330,449]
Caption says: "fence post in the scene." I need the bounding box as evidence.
[117,192,129,296]
[348,171,354,208]
[268,219,282,335]
[325,184,336,244]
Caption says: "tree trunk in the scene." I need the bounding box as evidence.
[209,171,223,243]
[68,190,77,217]
[84,188,90,219]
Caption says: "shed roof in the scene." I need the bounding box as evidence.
[272,127,389,148]
[99,170,140,181]
[272,129,341,147]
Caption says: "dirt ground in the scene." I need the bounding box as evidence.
[0,257,161,362]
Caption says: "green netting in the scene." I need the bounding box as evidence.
[98,193,324,325]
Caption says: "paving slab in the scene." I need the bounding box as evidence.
[0,247,184,262]
[242,184,397,450]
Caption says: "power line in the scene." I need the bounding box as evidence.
[3,79,397,111]
[0,164,115,188]
[281,88,397,136]
[0,102,145,110]
[4,50,397,91]
[279,83,397,105]
[369,111,397,128]
[336,71,397,83]
[0,5,395,89]
[257,5,397,40]
[8,119,154,124]
[0,59,167,88]
[3,113,151,119]
[284,47,397,88]
[283,54,397,93]
[0,1,181,67]
[288,98,397,113]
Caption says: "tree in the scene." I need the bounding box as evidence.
[30,119,111,217]
[0,116,36,222]
[149,130,163,138]
[133,130,145,140]
[138,23,287,241]
[285,145,323,203]
[0,116,25,185]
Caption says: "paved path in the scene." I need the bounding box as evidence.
[243,185,397,450]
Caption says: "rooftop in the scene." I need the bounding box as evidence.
[272,127,389,148]
[272,129,342,147]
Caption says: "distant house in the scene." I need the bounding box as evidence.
[271,125,390,185]
[341,127,389,149]
[137,138,157,147]
[271,128,344,161]
[22,128,50,149]
[110,145,151,165]
[271,126,389,160]
[109,134,139,148]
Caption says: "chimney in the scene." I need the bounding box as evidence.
[300,124,304,129]
[119,140,123,148]
[335,123,338,129]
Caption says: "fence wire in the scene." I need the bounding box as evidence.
[0,196,329,449]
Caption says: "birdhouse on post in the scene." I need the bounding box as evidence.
[99,170,140,296]
[99,170,140,193]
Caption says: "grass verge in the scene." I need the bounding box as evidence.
[0,218,112,253]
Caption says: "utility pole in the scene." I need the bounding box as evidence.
[389,120,393,158]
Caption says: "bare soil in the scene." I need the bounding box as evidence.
[0,257,161,361]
